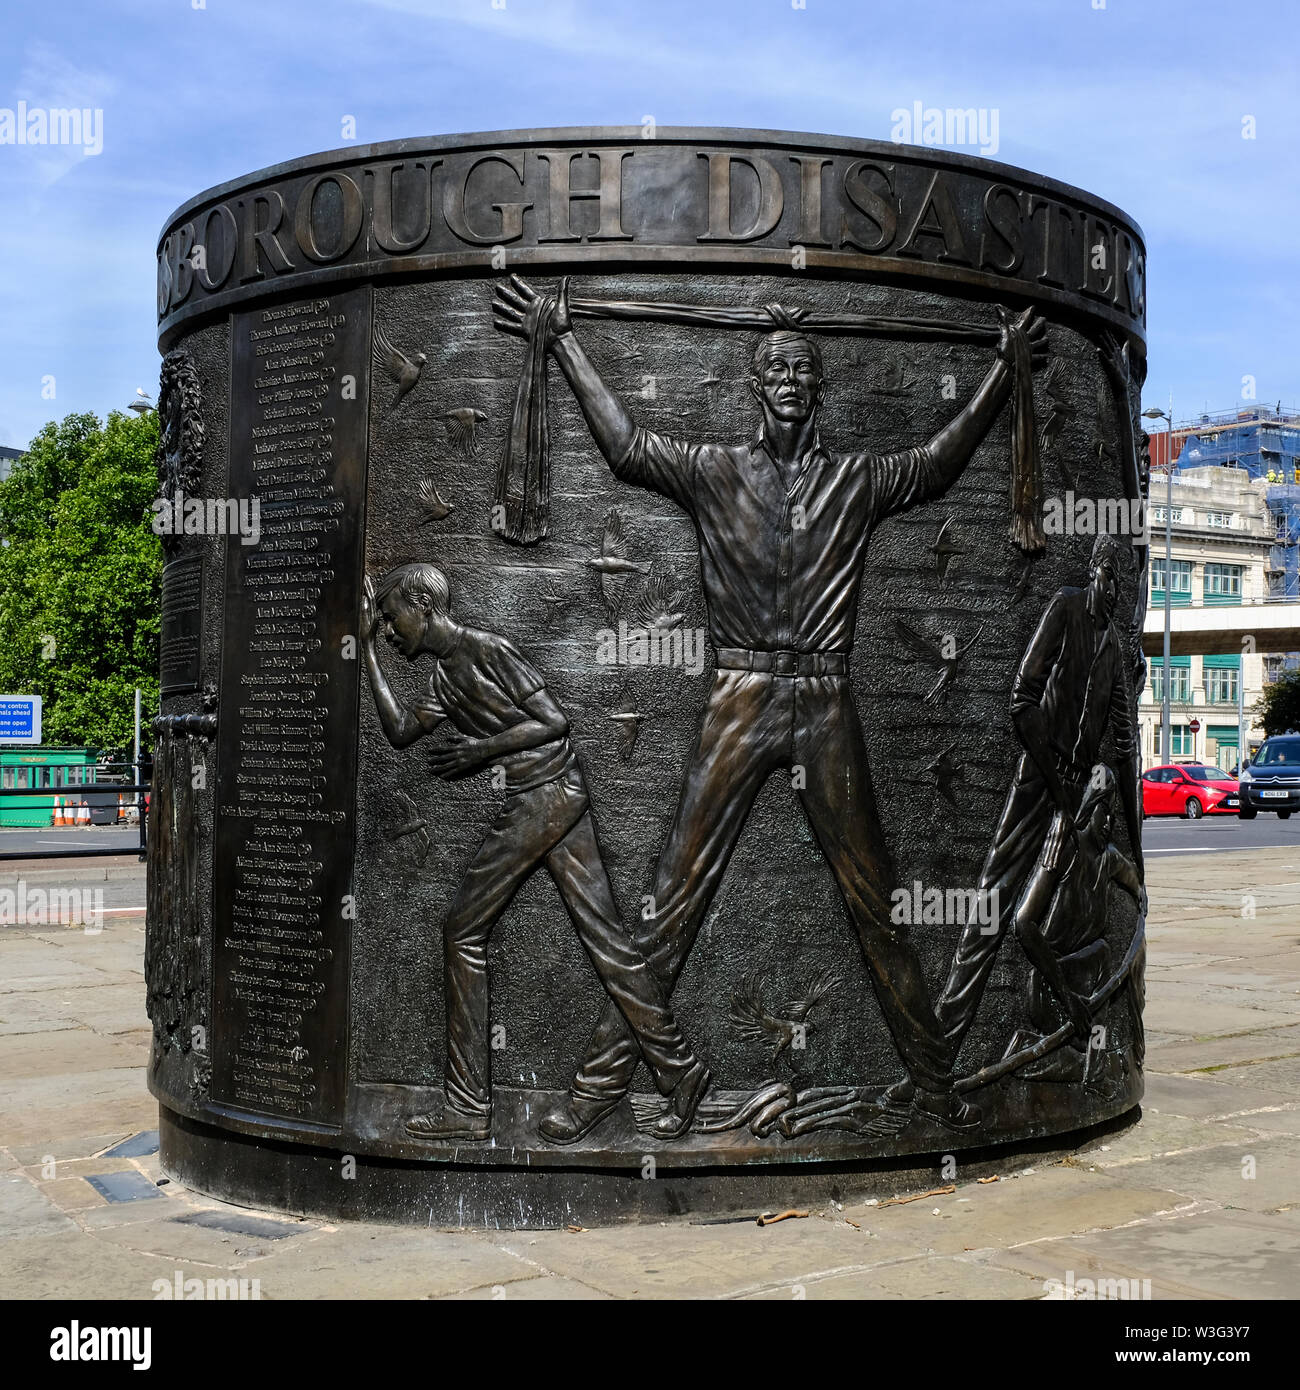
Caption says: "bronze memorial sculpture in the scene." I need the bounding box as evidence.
[147,128,1149,1224]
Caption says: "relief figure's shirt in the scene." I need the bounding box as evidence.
[411,627,575,793]
[615,425,945,654]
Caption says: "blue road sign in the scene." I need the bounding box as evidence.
[0,695,42,745]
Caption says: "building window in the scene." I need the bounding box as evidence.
[1204,510,1234,529]
[1151,663,1191,703]
[1204,563,1243,603]
[1171,725,1193,757]
[1151,558,1193,595]
[1150,506,1187,525]
[1206,667,1239,703]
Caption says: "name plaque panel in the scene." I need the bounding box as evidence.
[160,555,203,694]
[209,287,371,1126]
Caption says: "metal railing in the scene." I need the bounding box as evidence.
[0,779,148,861]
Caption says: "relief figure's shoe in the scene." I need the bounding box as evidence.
[538,1092,621,1145]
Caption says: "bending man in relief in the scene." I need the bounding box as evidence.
[362,562,710,1142]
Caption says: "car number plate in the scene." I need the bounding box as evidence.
[1261,789,1289,799]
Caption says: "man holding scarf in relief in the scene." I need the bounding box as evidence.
[493,274,1047,1141]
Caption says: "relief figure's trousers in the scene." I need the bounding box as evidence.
[569,671,954,1104]
[441,765,696,1117]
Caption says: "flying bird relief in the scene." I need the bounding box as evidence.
[930,516,965,584]
[388,789,431,864]
[416,477,454,525]
[693,351,724,407]
[540,593,573,628]
[1010,555,1037,608]
[372,324,426,415]
[608,707,644,761]
[1037,360,1075,458]
[924,743,963,806]
[624,568,686,631]
[442,407,488,462]
[586,507,650,623]
[893,617,985,704]
[876,350,918,397]
[729,968,842,1070]
[584,327,643,369]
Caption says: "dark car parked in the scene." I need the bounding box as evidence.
[1238,735,1300,819]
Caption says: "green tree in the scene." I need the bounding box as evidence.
[0,410,161,752]
[1253,671,1300,740]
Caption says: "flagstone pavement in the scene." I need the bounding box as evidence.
[2,850,1298,1300]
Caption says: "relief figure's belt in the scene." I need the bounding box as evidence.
[714,647,848,677]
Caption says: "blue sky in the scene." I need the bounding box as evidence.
[1,0,1296,448]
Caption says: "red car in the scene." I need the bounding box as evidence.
[1141,764,1240,819]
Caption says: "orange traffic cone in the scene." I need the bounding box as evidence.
[51,797,62,827]
[78,801,90,825]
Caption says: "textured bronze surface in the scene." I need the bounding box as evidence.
[147,128,1149,1226]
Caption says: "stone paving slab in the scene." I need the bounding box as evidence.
[446,1274,613,1300]
[738,1254,1045,1300]
[243,1225,543,1299]
[984,1208,1300,1301]
[1139,1070,1300,1120]
[1146,1024,1300,1074]
[1069,1113,1266,1172]
[843,1165,1205,1254]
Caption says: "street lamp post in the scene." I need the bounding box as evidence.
[1143,403,1175,764]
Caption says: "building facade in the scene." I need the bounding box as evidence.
[1141,464,1274,770]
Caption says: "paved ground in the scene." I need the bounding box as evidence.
[1,845,1298,1300]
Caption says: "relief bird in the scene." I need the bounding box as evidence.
[893,618,985,704]
[1010,557,1036,608]
[877,351,918,397]
[694,351,725,407]
[389,789,430,864]
[540,594,573,627]
[1037,360,1075,455]
[925,742,963,806]
[609,708,645,761]
[625,568,686,631]
[729,968,842,1069]
[372,324,426,414]
[416,477,454,524]
[441,407,488,461]
[585,328,643,369]
[930,516,965,584]
[585,508,650,623]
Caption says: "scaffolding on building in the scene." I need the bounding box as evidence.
[1159,404,1300,604]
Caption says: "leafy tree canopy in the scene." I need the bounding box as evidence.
[0,410,161,753]
[1253,671,1300,742]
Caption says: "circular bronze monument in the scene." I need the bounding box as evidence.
[148,127,1150,1225]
